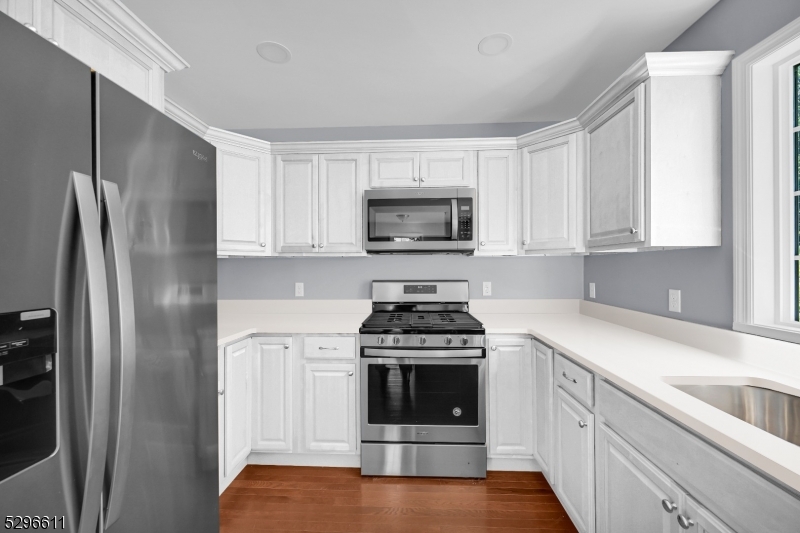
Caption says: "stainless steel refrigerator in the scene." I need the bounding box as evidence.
[0,11,218,533]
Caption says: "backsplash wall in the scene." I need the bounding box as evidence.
[218,255,583,300]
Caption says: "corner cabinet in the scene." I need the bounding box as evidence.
[476,150,518,255]
[223,339,251,477]
[206,128,272,257]
[275,153,366,254]
[369,151,476,188]
[487,337,533,458]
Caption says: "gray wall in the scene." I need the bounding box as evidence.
[233,122,554,142]
[583,0,800,329]
[219,255,583,300]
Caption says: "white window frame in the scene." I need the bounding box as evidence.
[733,15,800,344]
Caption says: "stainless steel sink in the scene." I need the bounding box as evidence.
[673,384,800,447]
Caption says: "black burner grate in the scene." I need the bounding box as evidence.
[361,311,482,331]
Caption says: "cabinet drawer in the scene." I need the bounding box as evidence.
[303,336,356,359]
[555,353,594,408]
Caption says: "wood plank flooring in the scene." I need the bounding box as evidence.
[220,465,578,532]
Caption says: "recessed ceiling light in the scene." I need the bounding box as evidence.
[256,41,292,64]
[478,33,513,56]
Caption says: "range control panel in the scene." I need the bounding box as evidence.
[457,198,473,241]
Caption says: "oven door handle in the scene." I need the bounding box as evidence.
[363,348,484,358]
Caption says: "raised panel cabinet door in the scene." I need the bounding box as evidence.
[319,153,366,253]
[596,424,682,533]
[217,149,268,254]
[276,154,319,252]
[420,150,476,187]
[251,338,293,452]
[488,337,533,457]
[369,152,420,188]
[586,84,646,249]
[532,340,554,483]
[522,134,578,252]
[683,496,736,533]
[217,346,225,490]
[224,339,251,477]
[303,363,357,453]
[555,386,595,533]
[477,150,517,254]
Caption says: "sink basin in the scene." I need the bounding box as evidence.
[672,384,800,447]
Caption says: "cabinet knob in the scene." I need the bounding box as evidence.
[480,241,486,246]
[677,515,695,530]
[260,242,266,247]
[522,240,528,245]
[348,371,354,376]
[320,244,324,249]
[491,346,497,351]
[48,38,59,47]
[661,499,677,514]
[577,420,587,428]
[24,23,38,33]
[284,344,289,349]
[421,177,426,182]
[413,176,419,181]
[630,227,638,234]
[218,389,224,396]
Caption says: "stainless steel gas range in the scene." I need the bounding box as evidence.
[359,280,487,478]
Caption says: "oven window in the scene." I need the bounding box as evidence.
[367,363,479,426]
[368,199,453,241]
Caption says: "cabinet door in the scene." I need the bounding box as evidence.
[217,346,225,489]
[319,153,365,253]
[596,424,681,533]
[276,154,319,253]
[303,363,357,453]
[420,150,476,188]
[586,84,646,249]
[522,134,578,252]
[251,337,293,452]
[488,337,533,457]
[532,340,554,483]
[224,339,250,477]
[555,386,595,533]
[217,149,268,255]
[683,497,736,533]
[369,152,419,188]
[477,150,517,254]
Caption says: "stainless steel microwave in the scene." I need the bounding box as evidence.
[363,188,476,254]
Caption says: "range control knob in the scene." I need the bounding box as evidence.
[377,336,385,345]
[444,336,453,346]
[460,337,469,346]
[419,336,427,346]
[392,337,401,346]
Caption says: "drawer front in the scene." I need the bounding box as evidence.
[596,379,800,533]
[555,353,594,408]
[303,336,356,359]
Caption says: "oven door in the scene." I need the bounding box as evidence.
[360,349,486,444]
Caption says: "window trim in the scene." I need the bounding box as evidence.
[733,15,800,344]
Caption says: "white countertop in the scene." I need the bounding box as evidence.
[218,306,800,492]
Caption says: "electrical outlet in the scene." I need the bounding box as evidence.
[669,289,681,313]
[295,282,304,297]
[589,283,596,299]
[482,282,492,296]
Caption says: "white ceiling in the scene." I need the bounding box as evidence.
[123,0,719,130]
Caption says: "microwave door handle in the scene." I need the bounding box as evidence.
[71,172,112,533]
[451,199,458,240]
[100,180,137,529]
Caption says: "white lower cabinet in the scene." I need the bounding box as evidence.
[532,339,555,483]
[555,385,595,533]
[303,363,357,453]
[251,337,293,451]
[684,496,736,533]
[487,336,533,457]
[223,339,251,477]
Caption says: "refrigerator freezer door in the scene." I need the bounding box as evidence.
[95,75,218,532]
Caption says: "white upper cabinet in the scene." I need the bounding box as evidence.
[477,150,517,255]
[369,152,419,188]
[275,154,319,253]
[420,150,476,188]
[319,153,366,253]
[207,129,271,257]
[521,131,583,253]
[487,337,533,458]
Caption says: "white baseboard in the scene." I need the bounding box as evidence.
[487,457,540,472]
[219,457,247,495]
[248,452,361,468]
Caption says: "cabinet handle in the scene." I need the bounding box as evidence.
[218,389,224,396]
[284,344,289,349]
[480,241,486,246]
[260,242,266,247]
[562,371,578,384]
[630,227,638,234]
[661,499,677,514]
[319,346,340,350]
[491,346,497,351]
[348,371,354,376]
[578,420,587,428]
[677,515,695,530]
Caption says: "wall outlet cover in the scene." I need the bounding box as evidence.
[295,282,304,297]
[669,289,681,313]
[589,283,596,299]
[482,281,492,296]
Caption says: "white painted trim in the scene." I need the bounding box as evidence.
[516,118,582,149]
[164,97,209,137]
[732,15,800,344]
[270,136,517,155]
[487,457,539,472]
[248,451,361,468]
[219,455,247,495]
[204,126,272,154]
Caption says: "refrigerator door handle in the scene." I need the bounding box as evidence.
[100,180,136,528]
[71,172,112,533]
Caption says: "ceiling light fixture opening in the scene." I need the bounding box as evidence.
[256,41,292,64]
[478,33,513,56]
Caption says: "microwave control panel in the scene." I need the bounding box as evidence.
[457,198,473,241]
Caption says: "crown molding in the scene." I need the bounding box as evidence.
[205,127,272,155]
[578,51,733,127]
[516,119,582,149]
[164,98,209,137]
[75,0,189,72]
[269,136,517,155]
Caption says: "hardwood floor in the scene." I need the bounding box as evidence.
[220,465,578,532]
